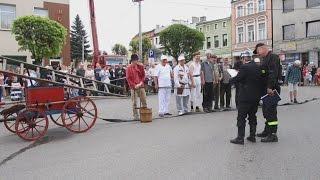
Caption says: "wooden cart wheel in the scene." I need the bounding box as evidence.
[4,112,19,133]
[49,113,73,127]
[15,109,49,141]
[61,96,97,133]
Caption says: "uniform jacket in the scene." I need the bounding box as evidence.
[230,61,264,103]
[261,52,281,89]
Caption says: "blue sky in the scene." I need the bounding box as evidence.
[70,0,231,52]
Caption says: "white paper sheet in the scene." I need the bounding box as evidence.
[227,69,238,78]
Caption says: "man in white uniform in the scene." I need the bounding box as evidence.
[154,55,173,117]
[189,51,202,112]
[174,54,194,116]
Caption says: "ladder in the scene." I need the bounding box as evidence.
[0,56,126,97]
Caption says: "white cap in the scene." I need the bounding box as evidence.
[254,58,260,63]
[294,60,301,65]
[178,54,185,61]
[160,55,168,60]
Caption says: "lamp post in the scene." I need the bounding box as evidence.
[133,0,143,60]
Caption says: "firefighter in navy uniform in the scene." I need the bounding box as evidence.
[229,55,264,145]
[254,43,282,143]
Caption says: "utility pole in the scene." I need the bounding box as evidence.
[139,1,142,61]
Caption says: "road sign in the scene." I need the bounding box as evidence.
[149,50,154,58]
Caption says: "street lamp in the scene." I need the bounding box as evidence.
[133,0,143,60]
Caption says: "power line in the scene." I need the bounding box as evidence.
[164,1,320,10]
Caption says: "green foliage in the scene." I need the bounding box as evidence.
[160,24,204,62]
[12,15,67,64]
[112,43,128,56]
[129,37,152,60]
[70,14,91,67]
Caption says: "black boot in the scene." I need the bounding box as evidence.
[230,137,244,145]
[247,125,256,142]
[261,134,278,143]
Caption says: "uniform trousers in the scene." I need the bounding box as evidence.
[262,86,281,134]
[158,88,171,114]
[202,82,213,110]
[220,83,231,108]
[237,101,259,138]
[213,83,220,109]
[190,77,202,107]
[176,95,189,113]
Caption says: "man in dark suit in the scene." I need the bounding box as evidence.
[229,57,264,145]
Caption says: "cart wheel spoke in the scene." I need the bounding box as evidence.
[34,127,42,135]
[80,117,90,128]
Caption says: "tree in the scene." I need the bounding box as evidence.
[129,37,152,60]
[112,44,128,56]
[160,24,205,62]
[70,14,91,67]
[12,16,67,65]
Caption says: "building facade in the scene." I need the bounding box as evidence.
[0,0,71,65]
[196,17,232,58]
[231,0,272,58]
[273,0,320,66]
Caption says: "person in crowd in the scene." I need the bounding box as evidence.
[285,60,302,103]
[115,63,126,94]
[316,67,320,86]
[229,51,264,145]
[212,55,223,110]
[174,54,194,116]
[189,52,202,112]
[311,63,317,85]
[76,64,85,77]
[99,65,111,91]
[94,63,102,81]
[154,55,173,117]
[147,63,157,93]
[220,58,232,109]
[126,54,147,120]
[85,64,95,80]
[201,52,215,113]
[255,43,282,143]
[0,73,4,102]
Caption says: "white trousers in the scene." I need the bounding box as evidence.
[191,77,202,107]
[158,88,171,114]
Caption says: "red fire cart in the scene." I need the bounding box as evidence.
[2,86,97,141]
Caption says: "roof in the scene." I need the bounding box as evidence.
[196,17,231,26]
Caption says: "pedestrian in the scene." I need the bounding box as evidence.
[201,52,215,113]
[311,63,317,85]
[99,66,111,84]
[229,54,264,145]
[189,51,202,112]
[76,63,85,77]
[115,63,126,94]
[154,55,173,117]
[220,58,232,109]
[212,55,222,110]
[173,54,194,116]
[126,54,147,120]
[254,43,282,142]
[285,60,301,103]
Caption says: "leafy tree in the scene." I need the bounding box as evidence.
[129,37,152,60]
[160,24,204,62]
[70,14,91,67]
[12,16,67,65]
[112,44,128,56]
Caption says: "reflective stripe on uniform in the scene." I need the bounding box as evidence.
[262,70,266,74]
[268,121,278,126]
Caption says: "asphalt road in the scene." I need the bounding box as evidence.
[0,86,319,180]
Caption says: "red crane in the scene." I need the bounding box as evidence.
[88,0,105,67]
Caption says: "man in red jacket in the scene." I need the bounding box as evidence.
[126,54,147,120]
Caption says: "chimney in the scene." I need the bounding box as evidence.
[192,17,200,24]
[200,16,206,22]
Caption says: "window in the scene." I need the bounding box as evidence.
[214,36,219,48]
[155,37,158,45]
[247,3,254,15]
[307,20,320,37]
[283,0,294,13]
[258,0,265,12]
[307,0,320,8]
[237,6,244,17]
[237,27,244,43]
[214,24,218,29]
[247,25,255,42]
[34,8,48,17]
[258,23,266,40]
[207,26,210,32]
[199,27,202,32]
[0,4,15,29]
[283,24,295,40]
[223,34,228,47]
[207,37,211,49]
[223,22,226,27]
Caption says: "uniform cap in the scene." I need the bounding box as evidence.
[160,55,168,60]
[178,54,185,61]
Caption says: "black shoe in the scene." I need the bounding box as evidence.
[261,134,278,143]
[257,131,268,138]
[230,137,244,145]
[246,136,256,143]
[164,113,172,116]
[294,99,298,103]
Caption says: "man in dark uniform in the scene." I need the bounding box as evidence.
[254,43,282,143]
[229,56,264,145]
